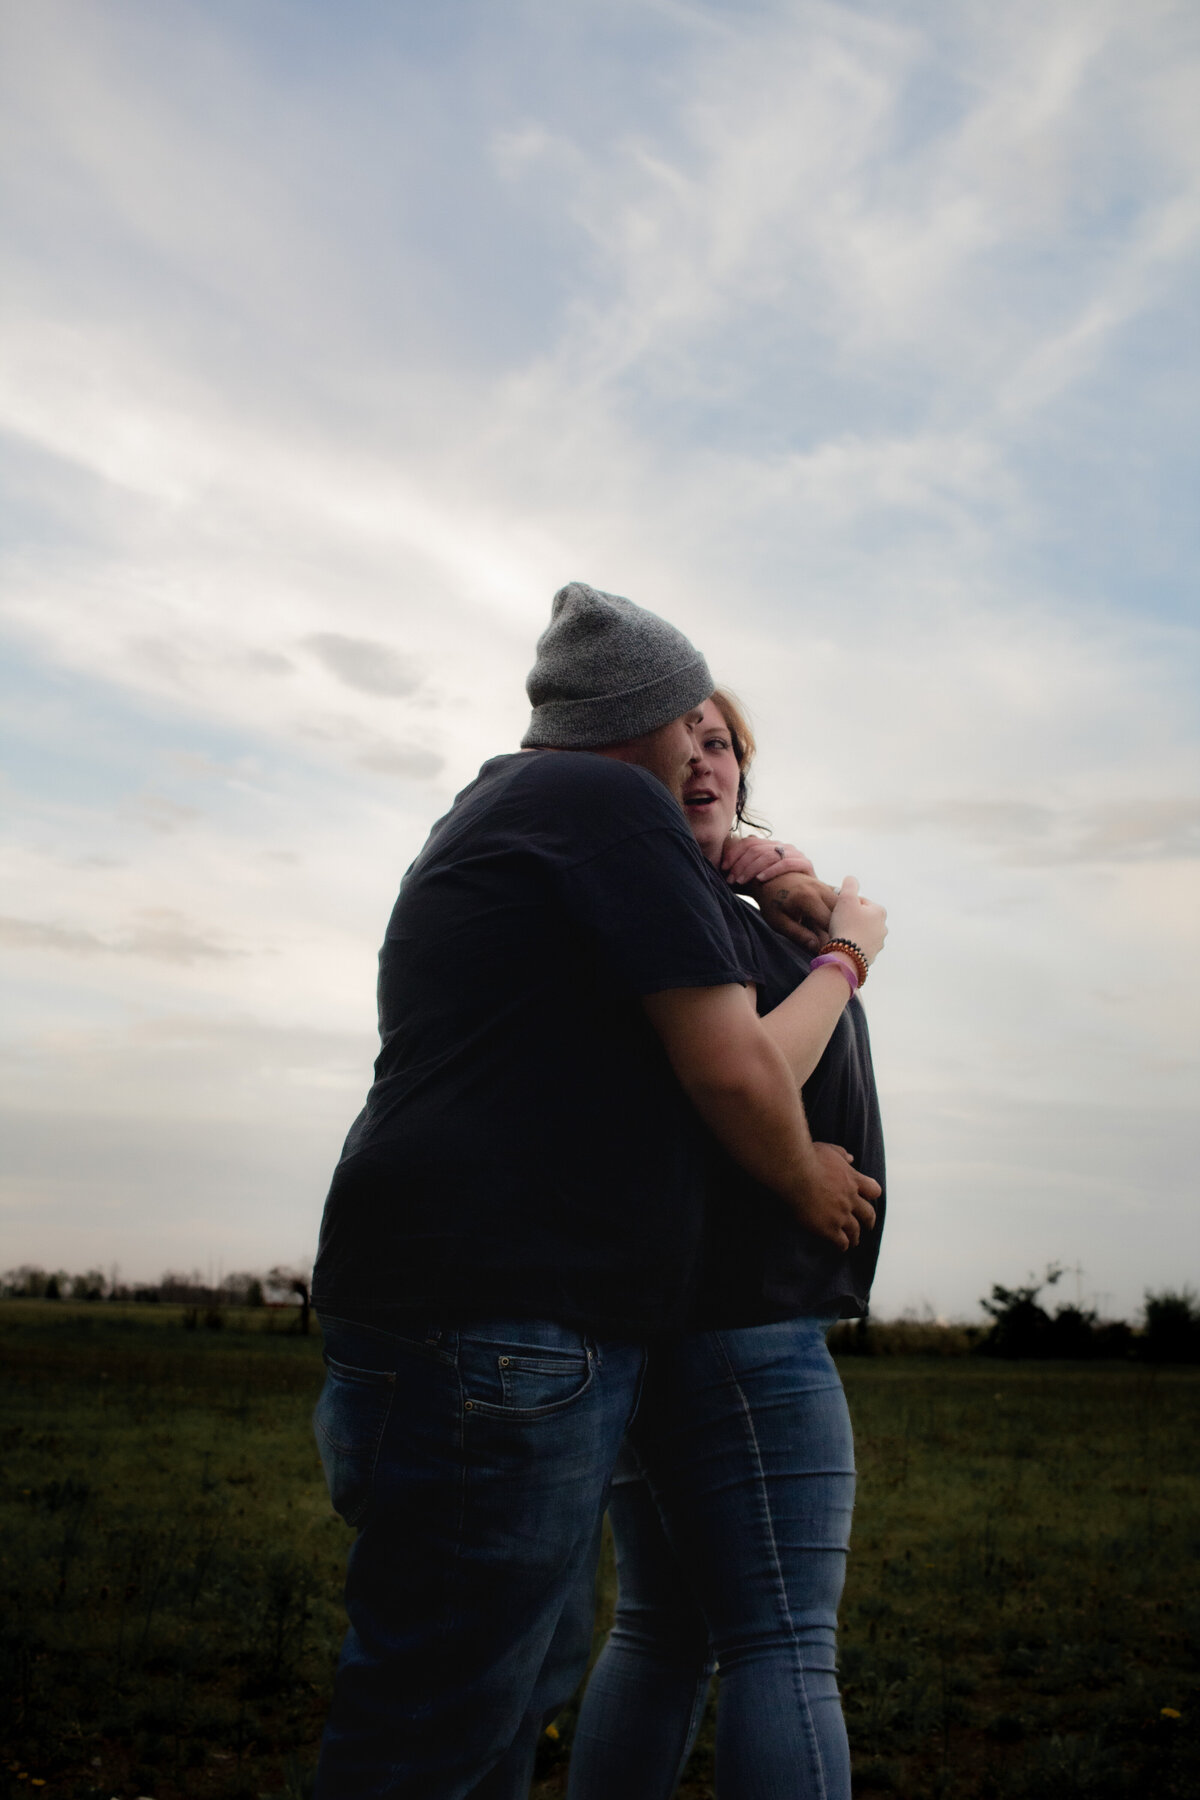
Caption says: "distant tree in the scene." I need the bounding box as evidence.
[160,1271,213,1305]
[3,1265,49,1298]
[1092,1318,1134,1358]
[979,1266,1063,1358]
[222,1272,266,1306]
[266,1265,311,1335]
[1044,1302,1099,1358]
[70,1270,107,1301]
[979,1265,1138,1360]
[1141,1289,1200,1363]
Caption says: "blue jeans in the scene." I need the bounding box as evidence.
[568,1319,855,1800]
[313,1314,644,1800]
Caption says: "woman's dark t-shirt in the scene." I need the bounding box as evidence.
[312,751,753,1338]
[696,900,887,1324]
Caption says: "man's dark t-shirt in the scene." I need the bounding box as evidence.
[312,751,753,1338]
[696,901,887,1324]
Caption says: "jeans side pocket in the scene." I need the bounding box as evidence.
[313,1355,396,1528]
[461,1340,595,1418]
[499,1350,593,1412]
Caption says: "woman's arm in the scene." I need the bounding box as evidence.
[758,877,888,1087]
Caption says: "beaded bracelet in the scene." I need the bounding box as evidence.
[823,937,869,986]
[811,952,859,994]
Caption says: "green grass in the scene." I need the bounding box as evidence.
[832,1360,1200,1799]
[2,1305,1198,1798]
[1,1304,338,1800]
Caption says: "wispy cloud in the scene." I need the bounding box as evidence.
[303,633,422,697]
[294,713,443,779]
[842,797,1200,862]
[120,794,203,834]
[0,909,244,964]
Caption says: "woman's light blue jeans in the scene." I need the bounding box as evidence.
[568,1318,855,1800]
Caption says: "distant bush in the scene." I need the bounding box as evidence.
[829,1303,1137,1361]
[830,1315,981,1357]
[978,1267,1135,1360]
[1141,1288,1200,1363]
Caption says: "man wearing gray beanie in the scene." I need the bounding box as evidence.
[521,581,715,749]
[310,582,875,1799]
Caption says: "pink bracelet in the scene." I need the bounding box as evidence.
[811,952,859,993]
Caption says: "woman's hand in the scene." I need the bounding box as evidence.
[827,876,888,965]
[720,836,816,888]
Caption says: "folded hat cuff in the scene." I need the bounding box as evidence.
[520,656,713,748]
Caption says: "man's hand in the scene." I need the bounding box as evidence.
[643,988,880,1255]
[721,836,816,888]
[756,872,840,952]
[790,1144,880,1249]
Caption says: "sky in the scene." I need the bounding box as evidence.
[1,0,1197,1321]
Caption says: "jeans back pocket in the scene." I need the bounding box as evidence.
[313,1356,396,1527]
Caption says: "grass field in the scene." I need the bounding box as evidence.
[2,1303,1197,1799]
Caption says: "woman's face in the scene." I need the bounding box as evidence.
[682,698,742,863]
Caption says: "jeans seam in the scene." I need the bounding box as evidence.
[713,1332,830,1800]
[434,1349,469,1710]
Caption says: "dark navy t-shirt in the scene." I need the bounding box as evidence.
[696,901,887,1324]
[312,751,754,1337]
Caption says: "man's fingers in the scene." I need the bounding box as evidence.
[759,874,838,916]
[791,927,824,952]
[852,1197,877,1231]
[772,914,824,952]
[803,1144,880,1247]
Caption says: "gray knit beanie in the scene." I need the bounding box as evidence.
[521,582,713,748]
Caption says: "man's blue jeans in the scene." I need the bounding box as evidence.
[568,1318,855,1800]
[312,1313,644,1799]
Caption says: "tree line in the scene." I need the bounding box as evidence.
[976,1266,1200,1362]
[1,1263,310,1312]
[4,1261,1198,1361]
[833,1267,1200,1362]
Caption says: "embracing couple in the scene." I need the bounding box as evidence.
[310,581,888,1799]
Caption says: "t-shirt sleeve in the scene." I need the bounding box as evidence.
[556,822,754,996]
